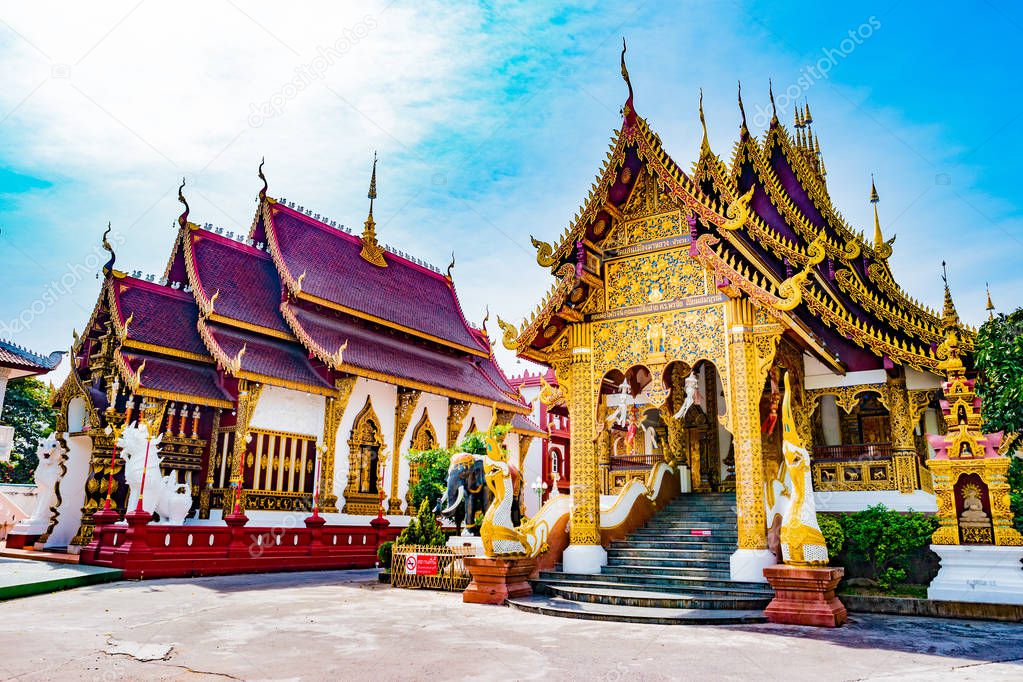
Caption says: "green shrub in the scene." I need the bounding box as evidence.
[395,499,446,547]
[816,514,845,561]
[839,505,938,591]
[377,541,394,569]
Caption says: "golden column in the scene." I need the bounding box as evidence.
[562,321,605,572]
[886,376,920,493]
[222,380,263,515]
[724,297,776,580]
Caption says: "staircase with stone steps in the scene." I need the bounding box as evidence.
[508,492,772,624]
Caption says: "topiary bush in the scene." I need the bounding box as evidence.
[839,505,938,591]
[395,499,446,547]
[377,540,394,569]
[816,514,845,562]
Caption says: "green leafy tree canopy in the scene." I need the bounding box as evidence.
[0,377,56,484]
[975,308,1023,534]
[405,447,452,512]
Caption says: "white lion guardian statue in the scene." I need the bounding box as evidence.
[119,423,192,525]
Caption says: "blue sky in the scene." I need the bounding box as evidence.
[0,1,1020,376]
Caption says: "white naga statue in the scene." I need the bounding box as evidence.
[673,371,700,419]
[119,423,193,525]
[27,433,64,525]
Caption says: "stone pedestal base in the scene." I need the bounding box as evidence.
[562,544,607,574]
[763,564,847,627]
[928,545,1023,605]
[4,530,41,549]
[463,557,537,605]
[730,548,776,583]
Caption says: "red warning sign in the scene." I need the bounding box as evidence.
[405,553,439,575]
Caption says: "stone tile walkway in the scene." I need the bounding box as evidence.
[0,569,1020,680]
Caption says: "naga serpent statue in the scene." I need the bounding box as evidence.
[479,406,550,558]
[778,372,829,566]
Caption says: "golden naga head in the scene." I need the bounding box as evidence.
[781,371,808,470]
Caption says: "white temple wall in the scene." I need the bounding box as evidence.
[820,394,842,446]
[906,367,942,391]
[333,378,397,513]
[460,402,493,442]
[44,433,92,549]
[249,385,325,440]
[519,434,545,517]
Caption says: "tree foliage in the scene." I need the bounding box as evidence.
[405,447,452,512]
[0,377,56,484]
[816,514,845,561]
[395,499,447,547]
[975,308,1023,534]
[839,505,937,590]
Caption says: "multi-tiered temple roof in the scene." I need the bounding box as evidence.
[67,165,527,414]
[502,52,968,374]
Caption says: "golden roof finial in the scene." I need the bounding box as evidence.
[941,261,962,334]
[258,157,268,200]
[737,80,748,134]
[698,88,710,151]
[986,282,995,320]
[804,101,813,126]
[620,37,635,123]
[768,79,778,125]
[794,106,804,129]
[101,222,116,275]
[177,177,191,230]
[871,175,885,250]
[359,152,387,268]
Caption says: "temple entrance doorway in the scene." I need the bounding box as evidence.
[663,360,732,493]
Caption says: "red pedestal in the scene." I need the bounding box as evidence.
[763,564,847,627]
[4,533,36,550]
[463,556,537,605]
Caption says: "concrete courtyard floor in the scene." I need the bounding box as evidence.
[0,569,1021,681]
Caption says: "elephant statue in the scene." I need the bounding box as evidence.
[436,452,522,536]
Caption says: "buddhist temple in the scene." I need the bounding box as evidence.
[498,46,1006,582]
[36,159,538,551]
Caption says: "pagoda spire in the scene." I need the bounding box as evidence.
[359,152,387,268]
[940,261,961,334]
[986,283,995,320]
[870,175,884,249]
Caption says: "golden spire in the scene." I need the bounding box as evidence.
[804,102,813,126]
[941,261,961,334]
[986,283,995,320]
[870,175,884,249]
[359,152,387,268]
[768,79,778,125]
[794,106,803,129]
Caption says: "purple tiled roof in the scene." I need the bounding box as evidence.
[186,231,291,335]
[287,305,520,407]
[205,322,332,391]
[510,413,544,436]
[111,278,208,357]
[120,350,232,406]
[266,204,485,352]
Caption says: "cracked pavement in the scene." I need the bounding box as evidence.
[0,569,1021,680]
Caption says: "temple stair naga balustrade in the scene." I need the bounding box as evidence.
[509,493,772,624]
